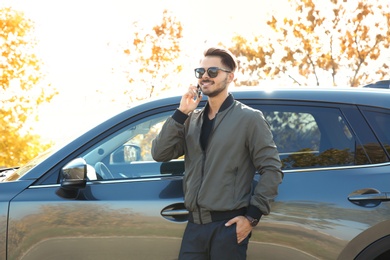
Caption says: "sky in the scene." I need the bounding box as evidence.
[3,0,286,143]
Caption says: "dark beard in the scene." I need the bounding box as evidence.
[204,77,228,98]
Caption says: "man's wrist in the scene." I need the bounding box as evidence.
[245,215,259,227]
[246,205,263,221]
[172,109,189,124]
[178,107,191,115]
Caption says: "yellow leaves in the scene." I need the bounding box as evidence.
[267,16,278,30]
[274,67,281,75]
[293,27,301,38]
[333,8,340,17]
[0,7,33,38]
[229,0,390,87]
[298,62,310,77]
[284,18,293,26]
[318,53,335,71]
[1,6,56,167]
[303,0,315,9]
[176,64,183,73]
[263,67,272,76]
[133,38,142,47]
[369,48,380,60]
[119,9,183,102]
[307,9,315,24]
[375,34,384,42]
[0,115,52,167]
[355,12,363,22]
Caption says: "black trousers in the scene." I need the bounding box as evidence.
[178,220,250,260]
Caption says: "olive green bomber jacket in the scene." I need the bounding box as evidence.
[151,97,283,224]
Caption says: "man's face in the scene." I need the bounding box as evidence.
[198,56,232,98]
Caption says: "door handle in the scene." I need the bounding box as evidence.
[348,188,390,207]
[161,209,189,217]
[161,203,188,222]
[348,193,390,201]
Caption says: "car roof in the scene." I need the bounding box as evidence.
[143,87,390,110]
[362,80,390,89]
[234,87,389,107]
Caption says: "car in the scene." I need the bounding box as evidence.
[1,87,390,260]
[362,80,390,89]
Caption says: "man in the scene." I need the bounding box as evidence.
[152,47,283,259]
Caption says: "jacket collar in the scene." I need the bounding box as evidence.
[219,93,235,112]
[204,93,235,114]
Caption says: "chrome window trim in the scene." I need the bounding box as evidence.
[28,175,183,189]
[28,184,60,189]
[283,161,390,173]
[29,162,390,189]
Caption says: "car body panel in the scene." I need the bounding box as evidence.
[265,164,390,259]
[1,88,390,259]
[7,178,185,259]
[0,180,35,260]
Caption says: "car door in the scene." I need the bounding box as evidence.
[7,109,188,260]
[244,101,390,260]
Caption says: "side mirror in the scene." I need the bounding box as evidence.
[111,144,141,163]
[60,158,87,190]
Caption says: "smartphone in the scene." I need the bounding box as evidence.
[197,84,202,98]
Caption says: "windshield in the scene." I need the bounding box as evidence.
[2,148,55,182]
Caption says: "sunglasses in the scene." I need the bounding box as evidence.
[194,67,231,79]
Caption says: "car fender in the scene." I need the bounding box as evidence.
[337,219,390,259]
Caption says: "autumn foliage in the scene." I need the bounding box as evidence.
[228,0,390,87]
[0,7,57,167]
[120,10,183,103]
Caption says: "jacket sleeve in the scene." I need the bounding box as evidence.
[246,110,284,219]
[151,109,188,162]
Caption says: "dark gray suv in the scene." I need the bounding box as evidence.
[1,88,389,260]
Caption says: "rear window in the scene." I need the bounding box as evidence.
[362,109,390,158]
[258,105,362,170]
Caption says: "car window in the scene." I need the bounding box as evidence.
[78,103,378,179]
[258,105,358,170]
[362,109,390,157]
[80,111,177,180]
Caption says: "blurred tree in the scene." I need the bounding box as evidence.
[0,7,57,167]
[228,0,390,87]
[120,9,183,103]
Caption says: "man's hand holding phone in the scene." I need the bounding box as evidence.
[178,85,202,115]
[197,84,202,98]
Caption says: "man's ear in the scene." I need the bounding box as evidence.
[228,72,234,83]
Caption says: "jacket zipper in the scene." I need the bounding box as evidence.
[195,113,218,224]
[196,150,206,224]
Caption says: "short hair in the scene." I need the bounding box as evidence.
[203,47,238,72]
